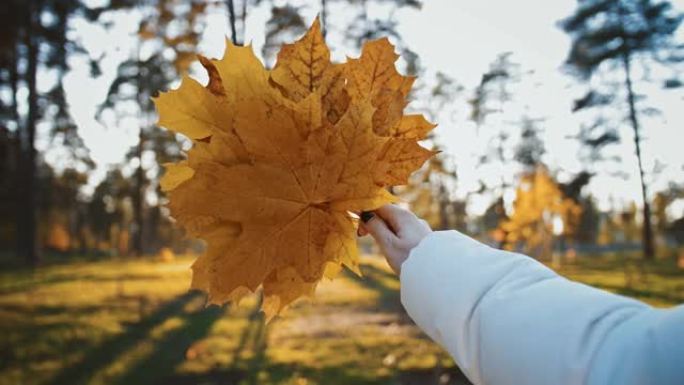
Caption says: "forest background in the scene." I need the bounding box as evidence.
[1,1,684,385]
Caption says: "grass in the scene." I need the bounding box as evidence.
[553,254,684,307]
[0,252,682,385]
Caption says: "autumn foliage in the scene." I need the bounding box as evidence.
[500,167,582,257]
[154,18,436,317]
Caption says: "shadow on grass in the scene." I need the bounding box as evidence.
[348,263,404,313]
[45,291,212,385]
[346,264,473,385]
[113,301,225,385]
[0,294,155,318]
[167,362,473,385]
[166,363,399,385]
[154,294,461,385]
[33,263,475,385]
[0,273,164,295]
[229,297,268,385]
[156,297,270,385]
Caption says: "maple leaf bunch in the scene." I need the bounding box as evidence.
[154,18,436,318]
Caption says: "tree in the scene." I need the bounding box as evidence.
[576,195,601,244]
[225,0,264,45]
[469,52,524,244]
[401,71,462,232]
[500,167,583,259]
[514,115,546,172]
[260,0,423,69]
[469,52,521,131]
[0,0,96,264]
[87,169,134,254]
[98,0,208,255]
[40,167,89,253]
[262,4,308,61]
[654,183,684,247]
[406,155,460,230]
[559,171,596,245]
[472,53,522,169]
[561,0,683,259]
[0,127,19,252]
[342,0,421,48]
[570,90,621,168]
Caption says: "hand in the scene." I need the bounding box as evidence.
[358,204,432,275]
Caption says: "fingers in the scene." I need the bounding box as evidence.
[375,204,414,233]
[356,205,432,276]
[356,211,370,236]
[360,213,398,251]
[356,204,412,236]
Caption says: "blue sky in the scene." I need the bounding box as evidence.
[59,0,684,216]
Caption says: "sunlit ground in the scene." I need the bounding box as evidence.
[1,253,682,385]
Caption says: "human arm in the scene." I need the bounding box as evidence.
[360,205,684,385]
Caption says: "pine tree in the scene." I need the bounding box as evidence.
[469,53,524,245]
[0,0,95,264]
[514,115,546,172]
[97,0,208,256]
[561,0,683,259]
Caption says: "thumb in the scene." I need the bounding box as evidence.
[360,212,398,251]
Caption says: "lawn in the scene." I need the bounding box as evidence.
[1,252,682,385]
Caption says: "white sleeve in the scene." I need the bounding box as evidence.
[399,230,684,385]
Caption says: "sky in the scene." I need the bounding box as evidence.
[59,0,684,216]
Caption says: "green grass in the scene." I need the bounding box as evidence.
[0,256,462,385]
[1,253,682,385]
[552,254,684,307]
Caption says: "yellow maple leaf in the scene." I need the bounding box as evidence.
[154,18,436,319]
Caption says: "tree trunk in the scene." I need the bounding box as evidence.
[132,135,144,256]
[622,51,655,260]
[18,0,41,266]
[437,183,449,231]
[10,37,21,262]
[131,38,145,257]
[495,197,509,250]
[320,0,328,37]
[226,0,238,45]
[240,0,247,43]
